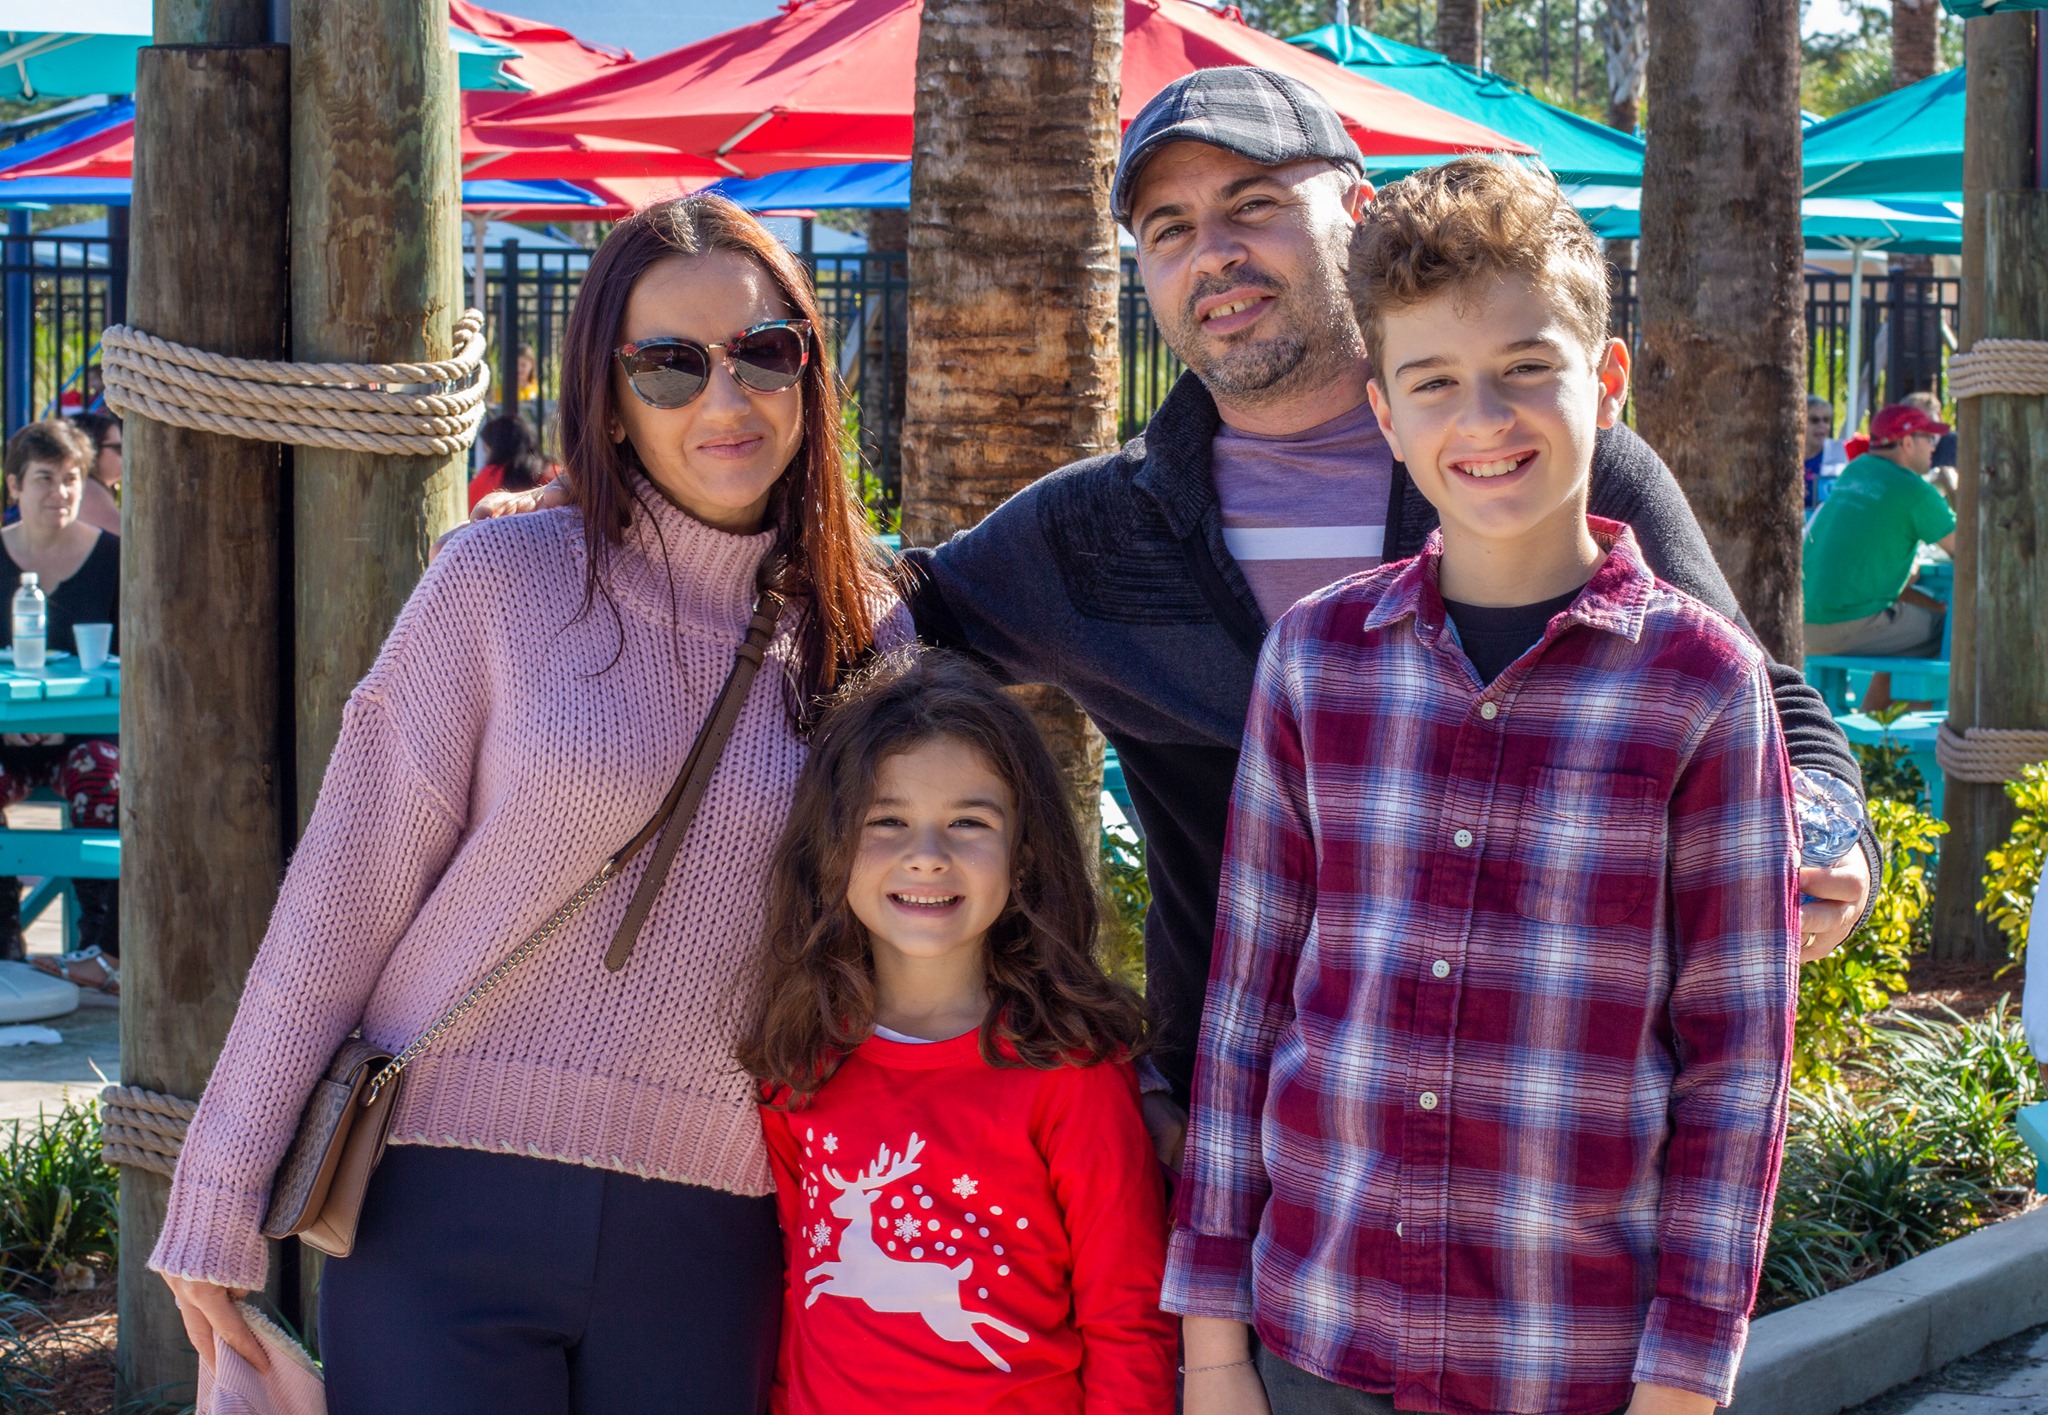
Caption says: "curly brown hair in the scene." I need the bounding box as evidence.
[1348,156,1609,378]
[739,649,1146,1106]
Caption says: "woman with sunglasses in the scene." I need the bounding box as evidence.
[151,196,904,1414]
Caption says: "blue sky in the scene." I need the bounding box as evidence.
[511,0,1863,61]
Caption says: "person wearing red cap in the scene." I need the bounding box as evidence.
[1803,401,1956,707]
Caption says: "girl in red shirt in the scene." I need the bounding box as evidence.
[740,649,1176,1415]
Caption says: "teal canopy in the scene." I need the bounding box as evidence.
[1575,188,1961,254]
[1288,24,1644,187]
[1801,66,1963,201]
[0,1,528,99]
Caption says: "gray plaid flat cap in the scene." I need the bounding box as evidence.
[1111,66,1366,229]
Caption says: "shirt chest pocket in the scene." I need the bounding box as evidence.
[1508,766,1667,927]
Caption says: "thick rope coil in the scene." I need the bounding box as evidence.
[100,1084,197,1179]
[101,308,492,458]
[1935,721,2048,785]
[1947,338,2048,401]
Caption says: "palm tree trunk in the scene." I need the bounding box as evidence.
[1635,0,1806,664]
[1891,0,1940,87]
[900,0,1123,835]
[1435,0,1482,66]
[1887,2,1942,284]
[1600,0,1648,135]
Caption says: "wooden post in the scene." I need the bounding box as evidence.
[118,22,291,1403]
[289,0,465,825]
[1932,12,2038,959]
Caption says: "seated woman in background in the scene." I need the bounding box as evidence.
[467,413,554,510]
[0,420,119,987]
[70,410,123,535]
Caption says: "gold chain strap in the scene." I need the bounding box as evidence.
[364,857,622,1106]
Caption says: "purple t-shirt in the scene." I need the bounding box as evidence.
[1213,398,1396,624]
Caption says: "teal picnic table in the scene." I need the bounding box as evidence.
[0,655,120,950]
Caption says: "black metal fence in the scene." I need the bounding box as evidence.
[1606,263,1958,413]
[0,225,126,434]
[4,233,1964,513]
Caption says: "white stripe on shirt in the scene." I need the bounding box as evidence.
[1221,524,1387,562]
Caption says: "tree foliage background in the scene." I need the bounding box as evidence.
[1231,0,1964,124]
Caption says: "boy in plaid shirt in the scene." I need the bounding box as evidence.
[1166,158,1800,1415]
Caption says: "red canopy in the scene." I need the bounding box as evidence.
[483,0,1531,178]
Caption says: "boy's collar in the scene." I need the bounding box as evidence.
[1362,516,1655,646]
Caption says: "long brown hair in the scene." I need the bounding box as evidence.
[739,649,1146,1106]
[557,194,886,716]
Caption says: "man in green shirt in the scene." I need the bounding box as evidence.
[1804,402,1957,706]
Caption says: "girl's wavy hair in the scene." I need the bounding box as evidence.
[557,193,887,718]
[739,649,1146,1106]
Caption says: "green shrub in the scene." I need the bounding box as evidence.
[1852,704,1931,811]
[1761,1084,1988,1311]
[1979,761,2048,965]
[0,1290,55,1411]
[0,1101,119,1290]
[1863,999,2040,1198]
[1099,826,1149,993]
[1795,797,1945,1083]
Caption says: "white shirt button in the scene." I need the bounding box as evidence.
[1419,1091,1439,1111]
[1395,1222,1404,1238]
[1479,701,1499,720]
[1432,959,1451,979]
[1453,828,1473,849]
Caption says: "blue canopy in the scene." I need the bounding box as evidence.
[1802,66,1963,201]
[0,172,610,212]
[706,163,911,212]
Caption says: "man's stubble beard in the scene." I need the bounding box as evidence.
[1164,246,1363,411]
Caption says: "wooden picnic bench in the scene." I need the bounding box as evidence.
[1806,654,1951,713]
[0,657,121,949]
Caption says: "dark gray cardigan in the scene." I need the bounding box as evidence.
[901,373,1869,1102]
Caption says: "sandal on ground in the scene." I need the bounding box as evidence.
[31,944,119,996]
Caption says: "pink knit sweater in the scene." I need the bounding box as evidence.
[151,492,906,1290]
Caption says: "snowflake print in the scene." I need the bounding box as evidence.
[810,1221,832,1250]
[893,1214,924,1242]
[822,1134,839,1154]
[952,1175,978,1199]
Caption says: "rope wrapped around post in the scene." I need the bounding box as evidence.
[1947,338,2048,400]
[100,1084,198,1179]
[101,308,492,457]
[1936,723,2048,785]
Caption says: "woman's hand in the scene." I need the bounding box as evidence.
[161,1273,270,1373]
[2,732,64,747]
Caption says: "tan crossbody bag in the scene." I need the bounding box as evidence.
[257,596,783,1258]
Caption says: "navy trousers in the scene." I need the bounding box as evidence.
[319,1144,781,1415]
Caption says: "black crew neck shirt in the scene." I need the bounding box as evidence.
[1443,585,1582,686]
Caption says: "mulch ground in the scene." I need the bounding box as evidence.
[1893,952,2025,1023]
[16,1280,118,1414]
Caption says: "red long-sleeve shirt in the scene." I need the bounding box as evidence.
[763,1031,1176,1415]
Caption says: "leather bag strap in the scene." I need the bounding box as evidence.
[602,596,784,972]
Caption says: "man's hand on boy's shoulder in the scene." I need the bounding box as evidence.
[1799,847,1871,963]
[1626,1382,1717,1415]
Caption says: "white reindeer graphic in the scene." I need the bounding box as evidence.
[806,1132,1029,1372]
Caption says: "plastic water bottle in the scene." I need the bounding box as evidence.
[11,573,45,671]
[1794,769,1862,904]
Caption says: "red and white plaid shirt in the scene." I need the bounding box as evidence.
[1164,521,1798,1415]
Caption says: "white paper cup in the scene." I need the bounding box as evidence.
[74,623,112,671]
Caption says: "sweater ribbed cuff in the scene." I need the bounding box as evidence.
[148,1173,271,1292]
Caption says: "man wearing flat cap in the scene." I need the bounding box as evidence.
[898,64,1877,1106]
